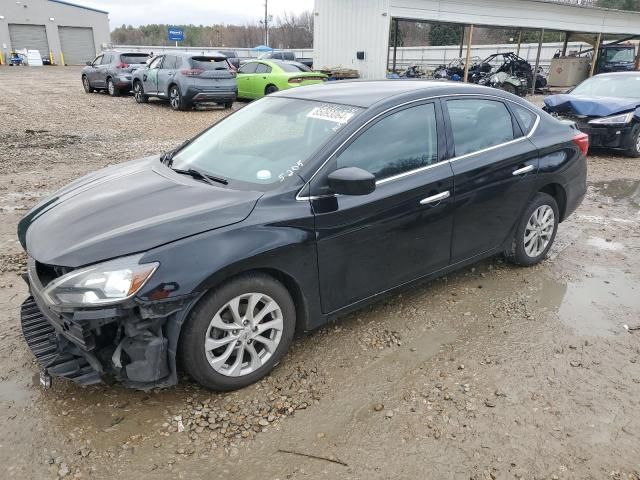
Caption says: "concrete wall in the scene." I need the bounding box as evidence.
[314,0,640,79]
[0,0,109,64]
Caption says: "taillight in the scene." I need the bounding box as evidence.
[180,68,205,77]
[288,77,304,84]
[573,132,589,156]
[116,62,129,69]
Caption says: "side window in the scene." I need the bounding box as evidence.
[163,56,177,69]
[512,104,537,135]
[255,63,269,74]
[101,54,111,65]
[335,103,439,181]
[239,62,258,74]
[149,56,163,69]
[92,55,103,65]
[446,99,515,157]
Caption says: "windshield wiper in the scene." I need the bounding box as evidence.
[172,167,229,186]
[161,139,190,166]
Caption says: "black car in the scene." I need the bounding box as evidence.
[82,51,151,96]
[18,81,587,391]
[544,72,640,156]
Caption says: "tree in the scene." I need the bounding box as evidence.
[596,0,640,10]
[429,24,464,46]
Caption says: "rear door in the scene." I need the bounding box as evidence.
[95,53,112,87]
[444,96,540,263]
[252,63,272,97]
[310,101,454,313]
[237,62,258,98]
[157,55,177,96]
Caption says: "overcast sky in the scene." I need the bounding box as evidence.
[78,0,314,29]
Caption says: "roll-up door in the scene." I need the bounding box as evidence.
[58,26,96,65]
[8,24,49,55]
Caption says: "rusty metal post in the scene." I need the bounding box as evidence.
[392,18,399,73]
[516,29,522,56]
[590,32,602,77]
[531,28,544,96]
[562,31,569,56]
[463,24,474,83]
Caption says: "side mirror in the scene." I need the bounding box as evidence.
[328,167,376,196]
[86,61,93,66]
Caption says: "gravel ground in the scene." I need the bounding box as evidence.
[0,67,639,480]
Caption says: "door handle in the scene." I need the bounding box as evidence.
[512,165,535,176]
[420,190,450,205]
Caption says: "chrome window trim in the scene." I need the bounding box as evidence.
[296,93,541,201]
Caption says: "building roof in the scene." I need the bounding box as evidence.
[274,80,505,108]
[48,0,108,14]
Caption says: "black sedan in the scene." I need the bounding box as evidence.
[544,72,640,157]
[18,81,587,391]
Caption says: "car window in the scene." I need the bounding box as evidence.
[446,99,515,157]
[149,56,163,69]
[101,54,112,65]
[255,63,270,74]
[512,104,537,135]
[239,62,258,74]
[190,57,228,70]
[275,61,311,72]
[163,55,177,70]
[120,53,149,65]
[92,55,103,65]
[336,103,439,180]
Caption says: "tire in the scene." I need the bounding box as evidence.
[82,75,93,93]
[107,78,120,97]
[169,85,188,111]
[224,102,233,109]
[179,273,296,391]
[624,125,640,158]
[133,80,148,104]
[265,84,279,95]
[505,192,559,266]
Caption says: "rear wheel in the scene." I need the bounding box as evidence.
[265,84,278,95]
[224,102,233,109]
[107,78,120,97]
[625,125,640,158]
[133,81,148,104]
[82,75,93,93]
[505,192,559,266]
[169,85,188,111]
[179,273,296,391]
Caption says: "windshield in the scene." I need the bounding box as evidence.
[603,47,635,63]
[171,97,362,189]
[571,74,640,99]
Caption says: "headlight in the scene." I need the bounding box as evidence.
[42,254,158,307]
[588,112,634,125]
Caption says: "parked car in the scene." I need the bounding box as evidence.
[543,72,640,156]
[218,50,240,69]
[257,50,313,68]
[18,81,587,391]
[82,51,150,96]
[237,60,326,99]
[132,53,237,110]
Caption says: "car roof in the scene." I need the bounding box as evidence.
[593,72,640,77]
[272,80,519,108]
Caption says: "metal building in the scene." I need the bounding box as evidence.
[313,0,640,79]
[0,0,109,65]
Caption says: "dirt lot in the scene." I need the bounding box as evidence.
[0,67,639,480]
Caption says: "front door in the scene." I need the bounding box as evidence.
[310,101,454,313]
[443,97,540,263]
[143,55,163,94]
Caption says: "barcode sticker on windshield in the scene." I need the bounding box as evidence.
[307,105,359,125]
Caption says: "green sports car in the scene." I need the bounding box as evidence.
[237,60,327,100]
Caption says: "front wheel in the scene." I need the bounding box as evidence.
[82,75,93,93]
[505,192,559,266]
[625,125,640,158]
[169,85,188,111]
[133,81,148,103]
[107,78,120,97]
[179,273,296,391]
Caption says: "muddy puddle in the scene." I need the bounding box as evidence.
[592,179,640,208]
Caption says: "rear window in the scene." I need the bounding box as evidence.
[512,104,537,135]
[121,54,149,64]
[274,61,311,72]
[190,56,229,70]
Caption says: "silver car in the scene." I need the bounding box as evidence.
[132,53,237,110]
[82,51,150,96]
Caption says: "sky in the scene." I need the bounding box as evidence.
[78,0,314,29]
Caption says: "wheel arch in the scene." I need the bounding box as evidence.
[264,83,278,95]
[538,183,567,221]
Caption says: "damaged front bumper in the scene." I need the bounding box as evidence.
[20,259,198,389]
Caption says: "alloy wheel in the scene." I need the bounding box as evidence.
[108,79,114,95]
[82,77,90,92]
[523,205,554,257]
[170,87,180,109]
[635,132,640,153]
[134,83,143,102]
[204,293,284,377]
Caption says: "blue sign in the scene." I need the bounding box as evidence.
[168,27,184,42]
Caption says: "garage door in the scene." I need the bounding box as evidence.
[58,26,96,65]
[8,24,49,55]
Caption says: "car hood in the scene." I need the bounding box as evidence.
[544,94,640,117]
[19,157,262,268]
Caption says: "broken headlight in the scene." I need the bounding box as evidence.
[588,112,634,125]
[42,254,158,307]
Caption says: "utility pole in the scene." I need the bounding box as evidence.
[264,0,269,46]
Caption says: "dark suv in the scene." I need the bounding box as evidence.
[82,51,150,96]
[132,53,237,110]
